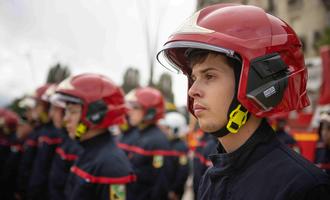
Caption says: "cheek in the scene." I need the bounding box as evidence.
[210,80,235,113]
[134,111,144,122]
[67,113,81,126]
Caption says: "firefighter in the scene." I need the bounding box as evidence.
[27,84,64,200]
[17,84,52,199]
[315,111,330,175]
[121,87,171,200]
[0,108,20,199]
[0,108,18,180]
[48,92,83,200]
[271,115,300,153]
[158,111,190,200]
[157,3,330,199]
[54,73,135,200]
[117,116,139,157]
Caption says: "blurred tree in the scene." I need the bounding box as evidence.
[122,67,141,94]
[156,73,174,103]
[46,63,71,84]
[137,1,170,87]
[316,27,330,49]
[6,97,22,116]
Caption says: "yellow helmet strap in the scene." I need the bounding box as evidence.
[207,103,250,138]
[75,122,88,139]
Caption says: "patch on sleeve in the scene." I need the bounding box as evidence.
[179,155,188,165]
[110,184,126,200]
[153,155,164,168]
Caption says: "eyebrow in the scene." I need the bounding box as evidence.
[192,67,219,76]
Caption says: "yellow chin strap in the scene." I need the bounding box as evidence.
[226,104,249,134]
[119,122,129,132]
[75,122,88,139]
[40,111,49,124]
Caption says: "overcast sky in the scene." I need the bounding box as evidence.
[0,0,197,106]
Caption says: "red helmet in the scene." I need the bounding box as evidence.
[126,87,165,123]
[157,4,309,118]
[0,108,19,134]
[34,84,53,102]
[55,73,126,129]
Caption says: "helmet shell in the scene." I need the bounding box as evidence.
[157,4,309,117]
[56,73,126,129]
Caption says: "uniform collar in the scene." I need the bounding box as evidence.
[209,119,279,176]
[80,131,112,149]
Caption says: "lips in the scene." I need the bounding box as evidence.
[193,103,207,116]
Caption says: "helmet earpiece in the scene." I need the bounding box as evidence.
[144,108,156,121]
[86,100,108,124]
[246,53,289,111]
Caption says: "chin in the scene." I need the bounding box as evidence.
[198,119,223,133]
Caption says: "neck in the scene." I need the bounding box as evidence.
[80,128,107,141]
[218,116,261,153]
[138,122,153,130]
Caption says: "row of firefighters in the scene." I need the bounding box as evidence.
[0,73,329,200]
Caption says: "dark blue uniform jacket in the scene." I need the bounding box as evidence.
[27,124,63,200]
[0,134,23,200]
[124,125,171,200]
[118,127,139,157]
[193,135,217,199]
[65,132,136,200]
[198,120,330,200]
[17,124,46,198]
[49,133,83,200]
[168,138,190,198]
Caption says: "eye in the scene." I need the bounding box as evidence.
[204,73,215,80]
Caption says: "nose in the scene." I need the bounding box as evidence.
[188,80,203,99]
[64,110,71,123]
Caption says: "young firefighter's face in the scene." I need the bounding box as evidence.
[49,105,64,129]
[127,102,144,126]
[64,104,82,138]
[189,54,235,133]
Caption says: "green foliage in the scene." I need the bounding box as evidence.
[156,73,174,103]
[316,27,330,49]
[122,67,141,94]
[46,63,71,84]
[6,97,25,119]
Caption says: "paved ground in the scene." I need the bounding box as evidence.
[182,175,194,200]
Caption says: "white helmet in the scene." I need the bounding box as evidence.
[159,112,188,138]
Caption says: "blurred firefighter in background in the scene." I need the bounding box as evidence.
[158,111,190,200]
[315,110,330,175]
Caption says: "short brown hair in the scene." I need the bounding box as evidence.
[186,49,240,70]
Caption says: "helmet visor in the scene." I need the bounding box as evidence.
[51,93,83,108]
[157,41,239,74]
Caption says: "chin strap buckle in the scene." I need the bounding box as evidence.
[76,122,88,139]
[226,104,248,134]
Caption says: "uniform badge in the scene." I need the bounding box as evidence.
[153,155,164,168]
[110,184,126,200]
[179,155,188,165]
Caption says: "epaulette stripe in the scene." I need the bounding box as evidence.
[56,147,79,161]
[39,136,63,145]
[71,166,137,184]
[26,139,38,147]
[117,142,186,157]
[194,152,212,167]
